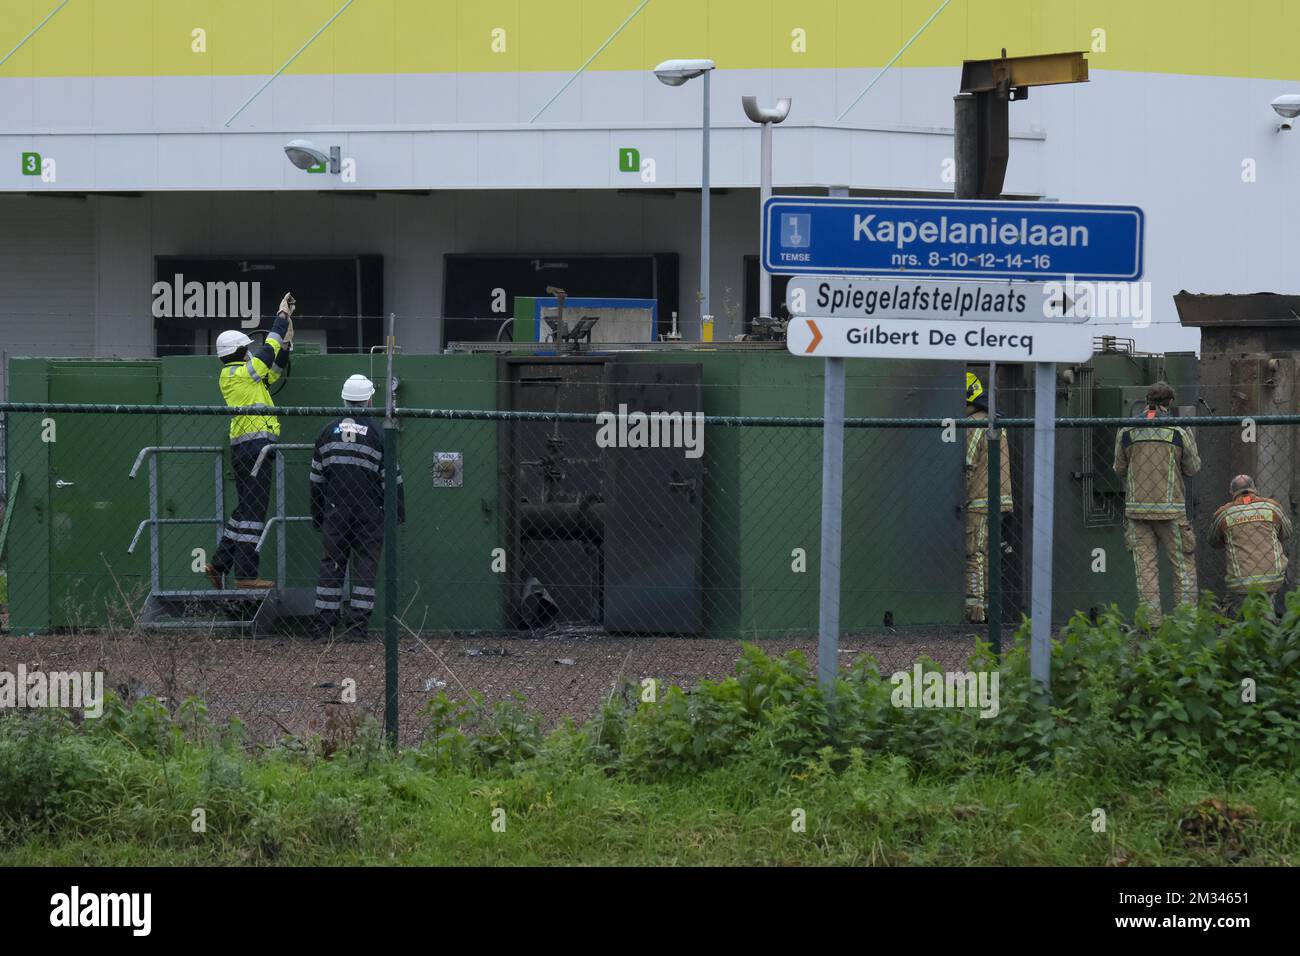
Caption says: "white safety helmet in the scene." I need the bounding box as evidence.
[216,329,253,358]
[341,374,376,403]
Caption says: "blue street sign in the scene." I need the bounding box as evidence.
[763,197,1144,282]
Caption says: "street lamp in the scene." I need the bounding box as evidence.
[654,58,715,338]
[1272,94,1300,132]
[283,139,340,173]
[741,96,792,327]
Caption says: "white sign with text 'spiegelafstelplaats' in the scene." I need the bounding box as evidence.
[786,276,1088,324]
[786,316,1095,363]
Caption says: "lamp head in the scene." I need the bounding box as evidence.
[654,58,716,86]
[284,139,329,170]
[741,96,792,124]
[1272,94,1300,119]
[1273,94,1300,130]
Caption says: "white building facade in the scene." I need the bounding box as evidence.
[2,0,1298,392]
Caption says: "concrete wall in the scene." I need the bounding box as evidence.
[8,62,1300,359]
[0,186,770,368]
[3,0,1300,362]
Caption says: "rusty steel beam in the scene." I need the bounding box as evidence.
[960,51,1089,94]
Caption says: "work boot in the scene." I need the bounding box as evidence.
[234,578,275,590]
[203,564,224,590]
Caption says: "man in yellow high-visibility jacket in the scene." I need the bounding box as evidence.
[204,292,295,590]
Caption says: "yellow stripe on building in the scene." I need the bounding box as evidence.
[0,0,1296,80]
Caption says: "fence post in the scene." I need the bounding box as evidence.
[383,314,399,746]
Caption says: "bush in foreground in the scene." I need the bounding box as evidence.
[0,593,1297,864]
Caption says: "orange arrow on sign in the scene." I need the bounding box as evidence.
[805,319,823,354]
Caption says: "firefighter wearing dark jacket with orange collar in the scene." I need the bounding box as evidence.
[308,375,406,641]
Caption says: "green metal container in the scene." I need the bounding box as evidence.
[5,349,1198,635]
[6,359,162,633]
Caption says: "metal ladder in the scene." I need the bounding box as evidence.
[126,443,314,634]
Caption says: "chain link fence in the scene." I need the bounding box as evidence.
[1,398,1296,745]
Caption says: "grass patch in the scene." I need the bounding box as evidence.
[1,731,1295,866]
[1,592,1298,865]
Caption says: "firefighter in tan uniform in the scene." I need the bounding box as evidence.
[1113,382,1200,626]
[1211,474,1293,615]
[964,373,1013,625]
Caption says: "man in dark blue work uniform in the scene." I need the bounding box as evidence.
[308,374,405,641]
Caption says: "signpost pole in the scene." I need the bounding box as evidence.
[819,356,845,693]
[818,185,850,695]
[1030,363,1055,688]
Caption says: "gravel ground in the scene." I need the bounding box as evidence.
[0,625,997,747]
